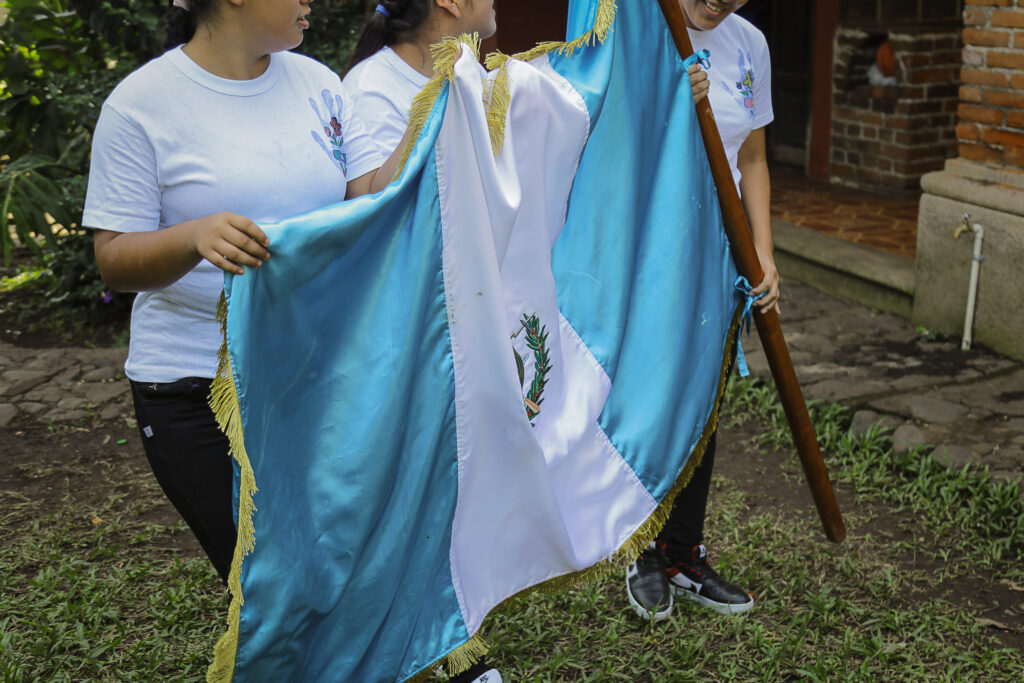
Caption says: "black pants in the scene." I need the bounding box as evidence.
[130,378,236,583]
[657,431,716,564]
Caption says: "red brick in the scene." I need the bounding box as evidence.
[1004,146,1024,168]
[961,68,1009,86]
[987,51,1024,69]
[1008,111,1024,128]
[963,8,990,26]
[958,123,981,141]
[863,127,878,140]
[1016,31,1024,49]
[963,28,1012,46]
[902,54,932,69]
[857,112,884,126]
[927,83,960,99]
[958,103,1006,125]
[992,10,1024,28]
[965,0,1014,7]
[984,89,1024,108]
[960,85,984,102]
[909,67,958,84]
[831,163,854,177]
[959,143,1003,164]
[933,50,965,67]
[963,49,987,68]
[1011,73,1024,89]
[981,127,1024,149]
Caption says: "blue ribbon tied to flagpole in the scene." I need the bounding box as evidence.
[734,275,766,378]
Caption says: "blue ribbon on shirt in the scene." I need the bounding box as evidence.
[683,49,711,71]
[734,276,766,378]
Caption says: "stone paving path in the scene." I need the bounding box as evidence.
[744,282,1024,481]
[0,347,131,428]
[2,282,1022,482]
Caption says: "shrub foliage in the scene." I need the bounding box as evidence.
[0,0,370,309]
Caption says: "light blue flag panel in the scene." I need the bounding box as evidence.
[208,1,742,681]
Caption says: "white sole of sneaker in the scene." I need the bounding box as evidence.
[625,575,673,622]
[673,585,755,615]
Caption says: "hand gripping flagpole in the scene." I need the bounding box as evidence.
[657,0,846,543]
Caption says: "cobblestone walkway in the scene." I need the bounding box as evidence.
[744,282,1024,481]
[3,282,1022,481]
[0,347,131,427]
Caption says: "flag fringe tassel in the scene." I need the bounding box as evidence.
[483,0,617,155]
[393,33,482,181]
[206,294,258,683]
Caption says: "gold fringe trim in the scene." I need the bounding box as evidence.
[509,0,617,63]
[484,60,512,155]
[406,633,491,683]
[393,33,482,181]
[479,0,617,156]
[206,293,259,683]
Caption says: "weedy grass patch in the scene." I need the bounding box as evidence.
[2,376,1022,680]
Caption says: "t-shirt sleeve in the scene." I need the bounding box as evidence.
[347,88,412,159]
[82,103,162,233]
[340,88,387,181]
[752,33,774,130]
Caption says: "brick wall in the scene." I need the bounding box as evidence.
[831,29,962,192]
[958,0,1024,172]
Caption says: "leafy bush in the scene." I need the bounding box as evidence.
[0,0,372,299]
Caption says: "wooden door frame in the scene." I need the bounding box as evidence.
[809,0,839,179]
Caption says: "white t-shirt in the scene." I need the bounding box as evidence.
[83,48,383,383]
[689,14,774,192]
[341,47,430,156]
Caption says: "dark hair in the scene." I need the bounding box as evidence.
[346,1,433,74]
[164,0,217,50]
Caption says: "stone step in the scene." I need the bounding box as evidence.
[772,218,916,319]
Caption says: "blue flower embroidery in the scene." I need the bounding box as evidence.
[309,89,348,175]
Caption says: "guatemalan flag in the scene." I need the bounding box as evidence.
[207,1,742,680]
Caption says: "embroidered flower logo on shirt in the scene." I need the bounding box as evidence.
[732,49,756,119]
[310,89,348,175]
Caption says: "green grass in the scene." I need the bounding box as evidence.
[722,377,1024,582]
[483,478,1023,681]
[2,379,1022,680]
[0,491,223,682]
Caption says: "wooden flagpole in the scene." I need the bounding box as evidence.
[657,0,846,542]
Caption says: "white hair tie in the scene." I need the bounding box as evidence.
[172,0,191,10]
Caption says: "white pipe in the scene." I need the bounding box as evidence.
[954,214,985,351]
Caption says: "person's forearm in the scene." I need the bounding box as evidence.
[738,159,773,259]
[94,223,202,293]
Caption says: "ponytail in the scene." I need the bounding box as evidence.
[346,1,433,74]
[164,0,216,50]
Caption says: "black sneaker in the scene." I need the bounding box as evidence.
[625,543,673,621]
[449,660,502,683]
[667,544,754,615]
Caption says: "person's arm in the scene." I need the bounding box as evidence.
[94,214,271,292]
[345,137,409,198]
[736,126,779,314]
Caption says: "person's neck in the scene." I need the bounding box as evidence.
[182,24,270,81]
[392,27,448,78]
